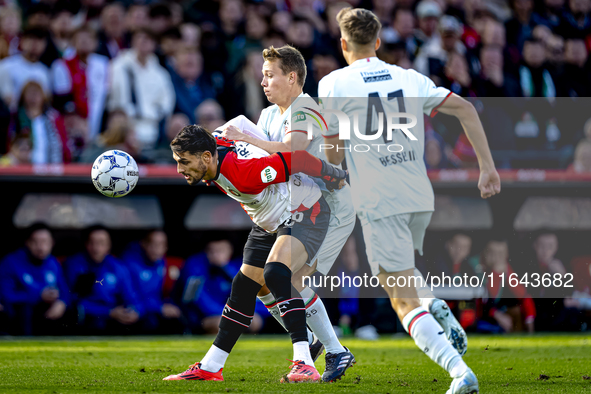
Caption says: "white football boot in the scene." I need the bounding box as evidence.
[430,299,468,356]
[447,369,479,394]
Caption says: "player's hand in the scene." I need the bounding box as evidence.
[221,125,246,142]
[478,168,501,199]
[319,161,347,191]
[41,287,59,303]
[45,299,66,320]
[162,303,182,319]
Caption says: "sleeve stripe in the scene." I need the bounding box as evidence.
[276,151,290,182]
[304,106,328,130]
[286,130,308,135]
[321,133,340,139]
[430,92,453,118]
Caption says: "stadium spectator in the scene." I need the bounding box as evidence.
[505,0,536,55]
[25,3,52,29]
[125,4,149,35]
[414,16,466,83]
[519,38,557,98]
[158,27,182,69]
[0,223,70,335]
[414,0,443,50]
[382,8,416,60]
[434,233,479,277]
[0,134,32,166]
[557,38,591,97]
[0,7,21,60]
[556,0,591,41]
[180,23,200,48]
[195,99,226,133]
[96,2,128,60]
[219,0,244,42]
[79,109,138,163]
[121,230,183,334]
[423,127,450,169]
[479,239,536,333]
[567,139,591,172]
[108,28,175,149]
[148,3,172,37]
[0,27,50,110]
[169,46,216,124]
[534,0,566,30]
[51,25,110,142]
[63,225,141,334]
[441,51,475,97]
[220,49,266,121]
[39,3,75,68]
[475,45,522,97]
[173,239,264,334]
[11,81,71,164]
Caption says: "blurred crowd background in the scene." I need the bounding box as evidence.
[0,0,590,169]
[1,0,591,337]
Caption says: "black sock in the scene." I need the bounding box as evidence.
[263,261,307,344]
[213,271,262,353]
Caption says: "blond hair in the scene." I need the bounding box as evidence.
[336,7,382,48]
[262,45,307,87]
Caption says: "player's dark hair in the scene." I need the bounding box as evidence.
[24,222,52,242]
[170,124,217,157]
[262,45,307,88]
[83,224,110,243]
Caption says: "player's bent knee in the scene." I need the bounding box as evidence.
[240,264,265,285]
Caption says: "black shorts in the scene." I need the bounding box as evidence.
[243,197,330,269]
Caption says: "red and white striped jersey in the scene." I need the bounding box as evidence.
[212,135,322,232]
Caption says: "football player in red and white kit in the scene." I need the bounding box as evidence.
[222,45,356,383]
[163,124,347,383]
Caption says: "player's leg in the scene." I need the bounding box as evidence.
[363,214,478,393]
[164,227,272,381]
[409,213,468,355]
[264,234,315,365]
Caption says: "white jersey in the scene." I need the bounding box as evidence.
[258,93,332,192]
[214,116,321,232]
[318,57,451,221]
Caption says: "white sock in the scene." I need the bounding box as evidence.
[200,345,228,373]
[414,268,436,310]
[293,341,314,366]
[301,287,346,354]
[258,292,314,344]
[402,307,468,378]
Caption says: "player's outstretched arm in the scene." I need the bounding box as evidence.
[287,150,347,191]
[322,136,346,166]
[435,93,501,199]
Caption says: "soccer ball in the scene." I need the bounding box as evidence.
[91,150,139,198]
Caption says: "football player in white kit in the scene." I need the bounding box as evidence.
[222,45,356,382]
[318,8,501,394]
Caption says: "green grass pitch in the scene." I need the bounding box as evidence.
[0,334,589,393]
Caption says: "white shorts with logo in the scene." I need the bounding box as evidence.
[307,184,356,275]
[359,211,433,276]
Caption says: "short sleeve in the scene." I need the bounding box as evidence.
[220,152,290,194]
[288,97,328,141]
[419,73,452,117]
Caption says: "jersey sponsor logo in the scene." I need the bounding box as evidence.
[362,74,392,83]
[261,166,277,183]
[293,111,307,122]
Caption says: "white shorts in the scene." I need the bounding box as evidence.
[359,211,433,276]
[307,185,356,275]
